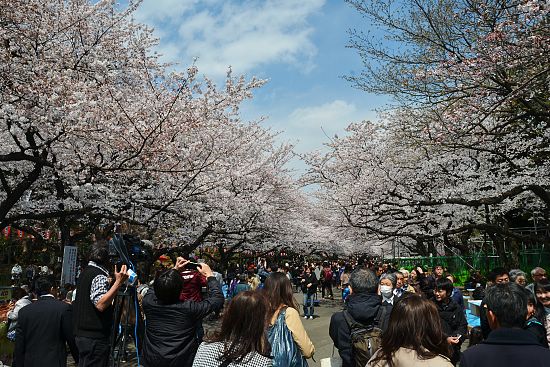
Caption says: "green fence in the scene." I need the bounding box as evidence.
[394,251,550,285]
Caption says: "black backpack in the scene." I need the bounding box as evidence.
[343,306,386,367]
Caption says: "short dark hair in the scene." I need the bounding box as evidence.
[435,278,454,295]
[487,267,509,283]
[522,287,537,306]
[534,278,550,293]
[350,268,378,294]
[11,287,27,300]
[154,269,183,304]
[34,276,53,296]
[89,241,110,266]
[485,283,527,328]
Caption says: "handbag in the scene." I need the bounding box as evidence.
[267,307,308,367]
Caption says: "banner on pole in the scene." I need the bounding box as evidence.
[60,246,78,286]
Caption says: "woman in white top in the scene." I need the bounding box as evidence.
[367,293,453,367]
[192,290,272,367]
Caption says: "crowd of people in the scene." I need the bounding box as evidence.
[4,241,550,367]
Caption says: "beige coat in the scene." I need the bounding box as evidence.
[367,347,453,367]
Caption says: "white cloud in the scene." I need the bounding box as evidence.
[268,100,377,155]
[289,100,358,129]
[135,0,324,77]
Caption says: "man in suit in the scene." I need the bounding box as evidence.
[15,276,79,367]
[461,282,550,367]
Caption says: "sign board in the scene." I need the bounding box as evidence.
[60,246,78,286]
[0,287,12,302]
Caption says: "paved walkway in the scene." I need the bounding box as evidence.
[299,295,343,367]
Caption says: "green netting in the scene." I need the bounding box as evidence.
[394,251,550,285]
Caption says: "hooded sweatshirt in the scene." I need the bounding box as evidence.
[329,292,381,367]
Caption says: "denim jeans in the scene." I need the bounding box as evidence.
[303,292,314,317]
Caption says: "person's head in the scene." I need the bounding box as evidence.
[89,241,110,267]
[305,266,311,275]
[468,326,483,348]
[209,291,270,362]
[348,268,378,295]
[522,288,539,319]
[11,287,27,301]
[370,294,450,365]
[379,273,397,288]
[410,269,418,281]
[263,272,298,314]
[154,269,183,304]
[434,278,454,302]
[379,273,396,298]
[34,276,53,296]
[531,267,547,283]
[487,267,509,285]
[375,265,383,277]
[433,265,444,277]
[399,269,410,284]
[394,271,404,289]
[485,283,527,329]
[534,278,550,308]
[509,269,527,287]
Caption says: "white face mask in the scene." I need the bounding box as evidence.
[380,285,393,298]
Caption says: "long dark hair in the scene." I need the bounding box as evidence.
[263,272,299,316]
[370,294,451,367]
[208,291,270,363]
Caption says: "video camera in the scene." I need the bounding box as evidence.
[109,234,149,286]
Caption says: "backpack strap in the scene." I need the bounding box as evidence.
[343,310,372,330]
[343,310,357,328]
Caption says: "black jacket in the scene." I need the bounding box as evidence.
[329,292,381,367]
[142,276,224,367]
[15,296,79,367]
[435,299,468,363]
[435,299,468,338]
[525,317,548,348]
[300,273,318,294]
[461,327,550,367]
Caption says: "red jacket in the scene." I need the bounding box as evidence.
[179,269,207,302]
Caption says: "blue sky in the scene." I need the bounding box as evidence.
[135,0,389,173]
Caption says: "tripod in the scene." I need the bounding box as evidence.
[109,286,143,367]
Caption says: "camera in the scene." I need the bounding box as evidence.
[184,261,202,271]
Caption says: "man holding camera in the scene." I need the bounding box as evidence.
[73,241,129,367]
[142,257,224,367]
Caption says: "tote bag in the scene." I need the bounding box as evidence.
[267,307,308,367]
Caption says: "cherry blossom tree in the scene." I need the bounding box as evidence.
[308,0,550,266]
[1,0,307,259]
